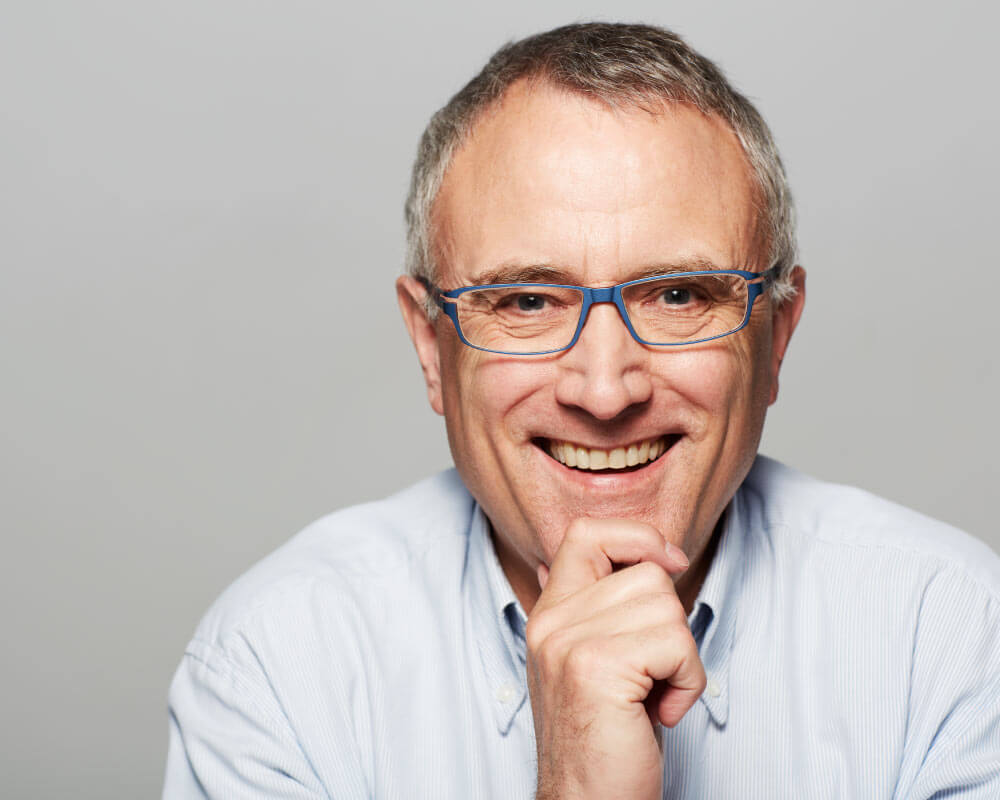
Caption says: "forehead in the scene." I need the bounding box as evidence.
[432,81,762,286]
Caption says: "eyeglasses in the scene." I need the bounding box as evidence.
[422,265,780,355]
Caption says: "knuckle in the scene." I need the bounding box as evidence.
[525,613,552,653]
[525,621,542,653]
[644,612,695,651]
[563,640,602,677]
[694,664,708,693]
[632,560,672,590]
[631,559,662,580]
[616,522,661,555]
[631,521,664,547]
[654,593,689,625]
[564,518,591,543]
[529,623,570,673]
[637,589,687,627]
[661,612,694,640]
[683,653,708,695]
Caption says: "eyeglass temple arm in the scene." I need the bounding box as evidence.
[758,263,783,288]
[417,276,447,307]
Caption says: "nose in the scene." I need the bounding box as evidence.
[553,300,653,420]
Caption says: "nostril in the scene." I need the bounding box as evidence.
[555,372,653,421]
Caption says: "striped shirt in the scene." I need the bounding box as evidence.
[164,456,1000,798]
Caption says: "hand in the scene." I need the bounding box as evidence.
[526,518,705,800]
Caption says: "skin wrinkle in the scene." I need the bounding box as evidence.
[398,79,805,615]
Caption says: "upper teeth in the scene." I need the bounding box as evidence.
[548,437,667,470]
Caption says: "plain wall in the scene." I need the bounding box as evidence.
[1,1,996,797]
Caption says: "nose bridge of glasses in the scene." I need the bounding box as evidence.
[577,285,634,338]
[587,286,616,304]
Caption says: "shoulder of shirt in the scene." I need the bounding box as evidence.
[187,468,475,648]
[745,455,1000,603]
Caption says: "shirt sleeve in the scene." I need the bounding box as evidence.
[894,570,1000,799]
[163,638,335,799]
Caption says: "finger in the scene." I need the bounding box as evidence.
[536,587,691,658]
[537,563,549,591]
[540,518,689,608]
[553,619,705,723]
[532,561,681,636]
[654,644,707,727]
[609,625,704,724]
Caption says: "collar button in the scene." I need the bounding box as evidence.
[495,684,517,704]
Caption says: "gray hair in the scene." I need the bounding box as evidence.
[404,22,798,312]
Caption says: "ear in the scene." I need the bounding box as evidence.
[768,266,806,406]
[396,275,445,416]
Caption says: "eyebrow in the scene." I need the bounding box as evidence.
[468,257,724,287]
[469,265,573,286]
[628,257,722,279]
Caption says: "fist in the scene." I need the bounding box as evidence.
[527,518,706,800]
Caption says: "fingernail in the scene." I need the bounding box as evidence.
[666,542,690,569]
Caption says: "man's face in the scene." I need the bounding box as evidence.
[399,82,804,608]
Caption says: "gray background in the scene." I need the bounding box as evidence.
[1,0,996,797]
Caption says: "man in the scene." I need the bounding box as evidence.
[164,23,1000,798]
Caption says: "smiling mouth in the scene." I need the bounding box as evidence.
[538,435,679,473]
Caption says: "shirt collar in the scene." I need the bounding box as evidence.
[465,503,528,735]
[686,487,749,727]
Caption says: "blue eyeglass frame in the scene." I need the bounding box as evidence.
[421,264,780,356]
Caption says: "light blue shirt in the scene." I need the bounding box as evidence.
[164,457,1000,798]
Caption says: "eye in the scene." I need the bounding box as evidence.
[661,287,693,305]
[515,293,546,311]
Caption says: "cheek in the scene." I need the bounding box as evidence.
[441,345,552,447]
[661,347,754,411]
[655,334,770,439]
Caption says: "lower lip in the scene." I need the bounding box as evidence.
[535,437,678,490]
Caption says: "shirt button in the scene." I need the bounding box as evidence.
[706,678,721,698]
[495,684,517,704]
